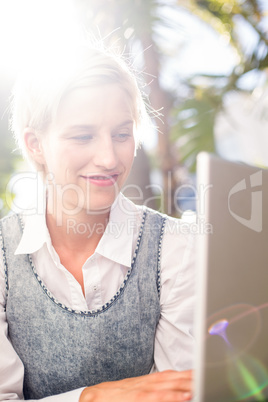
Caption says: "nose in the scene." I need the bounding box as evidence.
[93,135,118,170]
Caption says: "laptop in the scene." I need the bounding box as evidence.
[194,152,268,402]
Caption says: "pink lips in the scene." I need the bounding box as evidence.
[81,173,119,187]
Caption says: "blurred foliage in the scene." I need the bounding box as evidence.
[170,0,268,170]
[171,94,221,171]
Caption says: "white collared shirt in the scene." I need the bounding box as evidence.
[0,193,195,402]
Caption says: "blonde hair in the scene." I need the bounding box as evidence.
[11,45,149,168]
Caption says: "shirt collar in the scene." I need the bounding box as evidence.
[14,210,50,255]
[15,193,142,268]
[95,193,142,267]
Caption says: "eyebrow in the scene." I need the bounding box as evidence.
[116,119,134,128]
[63,125,96,133]
[62,120,134,135]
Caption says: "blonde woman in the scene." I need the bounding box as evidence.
[0,46,195,401]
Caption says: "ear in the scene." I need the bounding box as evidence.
[23,128,46,165]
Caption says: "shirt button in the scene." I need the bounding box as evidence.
[93,285,97,291]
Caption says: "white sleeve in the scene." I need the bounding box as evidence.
[154,218,196,372]
[0,247,85,402]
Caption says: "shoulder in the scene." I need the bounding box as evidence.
[160,212,196,264]
[164,214,195,238]
[0,213,23,251]
[0,212,22,229]
[0,212,21,227]
[134,204,167,222]
[138,205,195,238]
[118,194,196,243]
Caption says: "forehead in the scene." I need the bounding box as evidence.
[55,84,135,128]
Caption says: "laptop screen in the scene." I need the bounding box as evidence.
[194,152,268,402]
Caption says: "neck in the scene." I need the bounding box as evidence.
[45,192,110,253]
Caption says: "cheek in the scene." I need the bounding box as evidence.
[123,145,135,171]
[42,144,79,176]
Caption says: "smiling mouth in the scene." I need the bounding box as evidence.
[89,175,118,180]
[82,174,119,179]
[81,173,119,186]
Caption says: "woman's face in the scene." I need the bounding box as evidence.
[38,84,136,215]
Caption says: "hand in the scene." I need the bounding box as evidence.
[79,369,193,402]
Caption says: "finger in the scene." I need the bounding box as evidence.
[134,378,192,393]
[111,370,193,393]
[149,370,193,382]
[134,389,193,402]
[135,370,192,389]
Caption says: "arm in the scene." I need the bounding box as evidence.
[0,250,84,402]
[154,219,196,371]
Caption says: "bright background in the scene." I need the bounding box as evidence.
[0,0,268,216]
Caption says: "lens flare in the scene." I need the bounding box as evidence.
[228,355,268,400]
[208,318,230,346]
[206,304,262,366]
[208,303,268,400]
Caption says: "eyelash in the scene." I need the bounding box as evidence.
[74,135,93,141]
[112,132,131,141]
[72,132,132,142]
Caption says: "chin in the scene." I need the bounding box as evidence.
[85,198,117,215]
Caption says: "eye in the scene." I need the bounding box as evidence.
[71,134,94,142]
[113,130,132,142]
